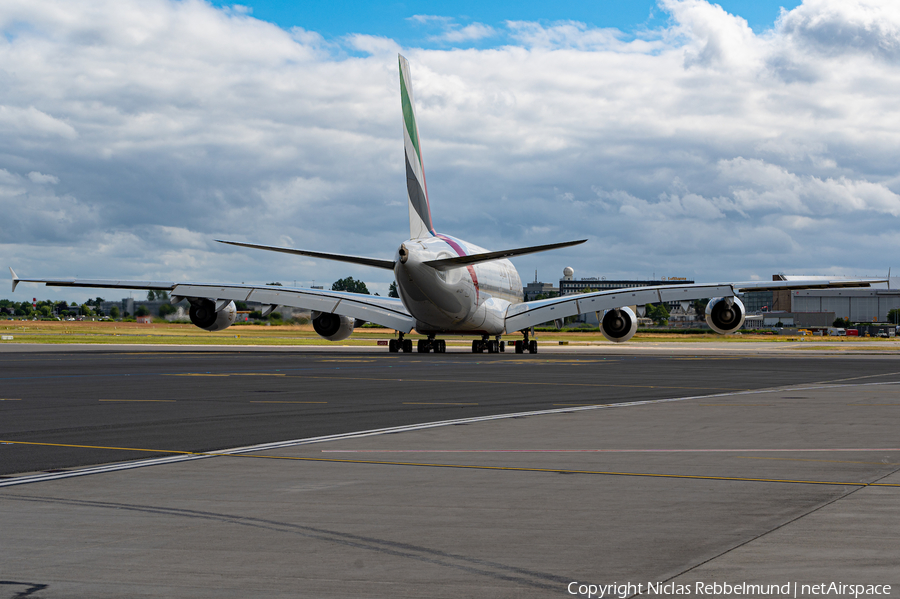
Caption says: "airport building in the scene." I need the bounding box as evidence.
[523,272,558,300]
[740,290,774,313]
[758,311,836,329]
[787,288,900,322]
[745,276,900,323]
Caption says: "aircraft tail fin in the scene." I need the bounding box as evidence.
[399,54,435,239]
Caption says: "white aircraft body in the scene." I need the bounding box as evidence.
[9,56,887,354]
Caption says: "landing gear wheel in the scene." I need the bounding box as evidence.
[499,341,505,353]
[388,339,399,353]
[403,339,413,353]
[472,340,485,353]
[438,340,446,353]
[518,330,535,355]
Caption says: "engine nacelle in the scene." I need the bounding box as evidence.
[312,311,356,341]
[705,296,746,334]
[189,299,236,332]
[600,306,637,343]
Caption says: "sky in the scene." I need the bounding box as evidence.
[206,1,802,46]
[1,0,899,303]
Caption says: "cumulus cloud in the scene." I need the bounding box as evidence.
[661,0,763,69]
[0,106,78,139]
[1,0,899,302]
[347,34,402,56]
[0,169,100,244]
[27,172,59,185]
[440,23,496,43]
[408,15,496,44]
[408,15,454,26]
[778,0,900,61]
[506,20,639,51]
[718,158,900,216]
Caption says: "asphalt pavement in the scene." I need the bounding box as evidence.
[2,346,899,475]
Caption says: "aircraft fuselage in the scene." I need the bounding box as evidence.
[394,234,523,335]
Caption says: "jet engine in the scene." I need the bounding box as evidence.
[600,307,637,343]
[312,311,356,341]
[705,296,746,334]
[189,298,237,332]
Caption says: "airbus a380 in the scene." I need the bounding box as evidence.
[10,55,886,354]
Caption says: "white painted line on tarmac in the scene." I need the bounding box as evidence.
[2,379,898,488]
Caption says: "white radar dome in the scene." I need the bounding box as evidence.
[563,267,574,280]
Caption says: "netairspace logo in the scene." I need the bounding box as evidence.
[567,581,893,598]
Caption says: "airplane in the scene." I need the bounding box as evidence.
[9,55,888,354]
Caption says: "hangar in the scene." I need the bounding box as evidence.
[751,275,900,323]
[788,288,900,322]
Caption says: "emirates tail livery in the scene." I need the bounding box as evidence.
[9,56,885,354]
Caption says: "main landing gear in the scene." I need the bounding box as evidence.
[389,333,532,355]
[417,336,447,353]
[389,333,446,353]
[471,335,505,354]
[513,330,538,354]
[388,332,413,353]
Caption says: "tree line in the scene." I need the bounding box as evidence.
[0,298,106,319]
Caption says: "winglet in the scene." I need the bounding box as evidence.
[10,267,19,293]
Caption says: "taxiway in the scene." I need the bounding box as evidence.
[1,344,898,598]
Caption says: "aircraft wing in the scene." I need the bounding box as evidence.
[504,278,887,334]
[171,283,414,332]
[10,268,414,332]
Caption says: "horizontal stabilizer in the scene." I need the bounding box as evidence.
[216,240,395,271]
[423,239,587,271]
